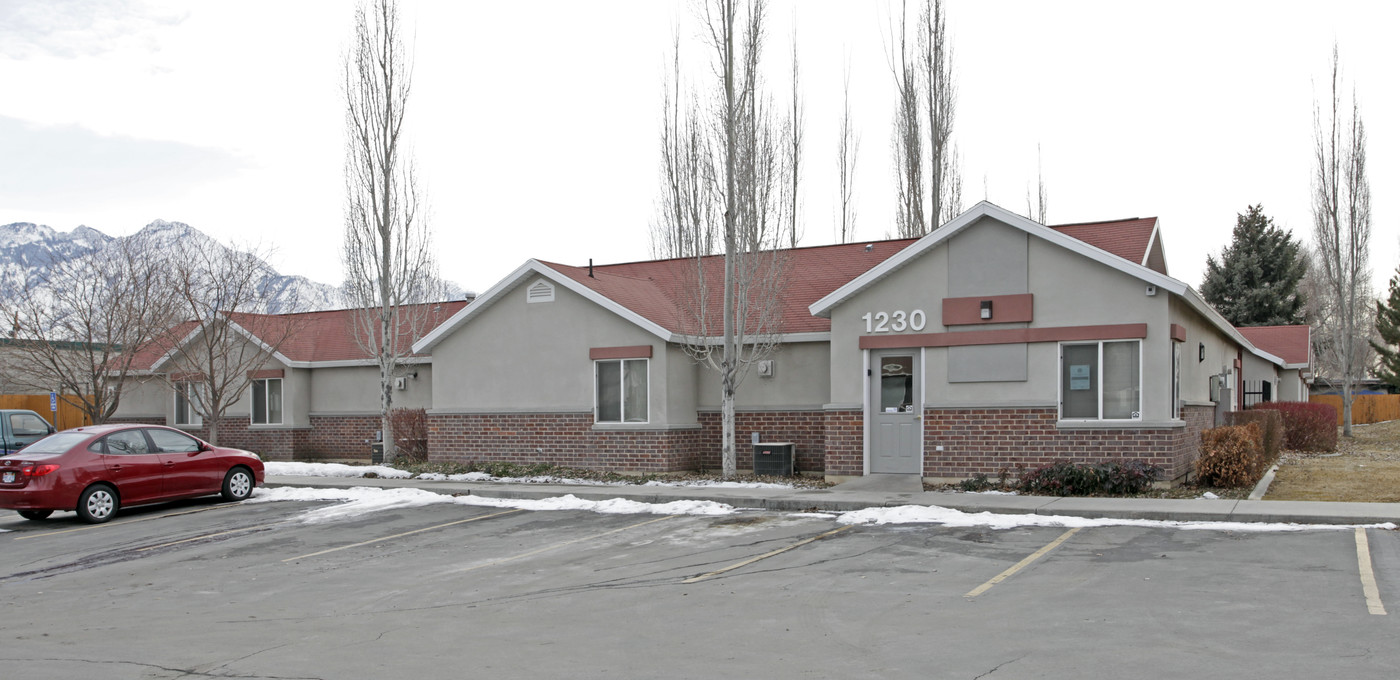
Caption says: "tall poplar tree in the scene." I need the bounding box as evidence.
[1201,204,1307,327]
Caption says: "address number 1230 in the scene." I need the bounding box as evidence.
[862,310,926,333]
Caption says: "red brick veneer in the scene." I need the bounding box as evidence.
[823,409,864,477]
[922,405,1214,481]
[159,415,380,461]
[427,412,705,472]
[693,410,826,474]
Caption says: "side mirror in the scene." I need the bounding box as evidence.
[47,425,56,435]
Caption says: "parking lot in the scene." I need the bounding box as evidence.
[2,493,1397,680]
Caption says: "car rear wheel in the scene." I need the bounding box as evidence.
[77,484,118,524]
[17,509,53,520]
[221,467,254,502]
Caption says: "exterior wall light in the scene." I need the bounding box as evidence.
[1199,342,1206,362]
[980,300,993,320]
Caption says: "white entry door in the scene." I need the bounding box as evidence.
[870,351,921,474]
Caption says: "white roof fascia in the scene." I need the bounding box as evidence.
[809,201,1185,318]
[413,260,674,354]
[1179,287,1289,368]
[151,319,294,372]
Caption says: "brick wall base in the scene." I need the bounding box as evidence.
[150,415,380,462]
[426,410,826,474]
[922,407,1205,481]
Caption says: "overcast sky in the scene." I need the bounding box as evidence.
[2,0,1396,299]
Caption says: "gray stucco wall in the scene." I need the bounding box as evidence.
[827,218,1180,420]
[694,340,831,410]
[308,363,433,415]
[428,276,683,425]
[1169,295,1247,409]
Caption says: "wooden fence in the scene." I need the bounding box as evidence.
[0,395,94,430]
[1309,394,1400,425]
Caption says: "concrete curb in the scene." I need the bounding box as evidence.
[1249,464,1280,501]
[262,476,1400,526]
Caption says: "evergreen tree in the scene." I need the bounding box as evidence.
[1372,267,1400,389]
[1201,204,1307,326]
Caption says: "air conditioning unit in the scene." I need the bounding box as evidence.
[394,377,408,390]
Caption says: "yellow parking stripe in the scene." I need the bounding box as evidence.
[450,515,677,575]
[965,527,1080,598]
[1355,528,1387,616]
[11,504,235,540]
[683,525,853,584]
[282,509,523,562]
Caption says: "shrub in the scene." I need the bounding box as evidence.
[389,408,429,463]
[1196,423,1263,488]
[1251,401,1338,452]
[1226,409,1284,465]
[1017,459,1161,496]
[958,474,994,492]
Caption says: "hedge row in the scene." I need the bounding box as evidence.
[1196,423,1265,488]
[1250,401,1338,452]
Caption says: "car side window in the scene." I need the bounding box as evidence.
[103,430,152,455]
[146,429,202,454]
[9,413,50,436]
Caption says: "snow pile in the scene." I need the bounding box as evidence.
[249,486,735,521]
[457,493,735,516]
[249,486,453,522]
[835,504,1398,533]
[264,462,413,479]
[414,471,493,482]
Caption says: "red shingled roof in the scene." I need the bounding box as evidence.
[543,239,919,335]
[1236,325,1311,366]
[1049,217,1158,265]
[537,216,1157,336]
[131,301,469,370]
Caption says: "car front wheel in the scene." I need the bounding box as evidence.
[17,509,53,520]
[221,467,254,502]
[77,484,118,524]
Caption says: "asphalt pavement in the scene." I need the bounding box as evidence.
[263,472,1400,526]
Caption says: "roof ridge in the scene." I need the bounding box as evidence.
[1050,217,1153,228]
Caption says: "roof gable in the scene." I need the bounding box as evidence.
[809,202,1183,318]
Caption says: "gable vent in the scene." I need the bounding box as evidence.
[527,279,555,303]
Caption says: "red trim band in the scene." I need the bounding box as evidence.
[1170,323,1186,342]
[590,345,654,360]
[248,369,285,379]
[942,293,1034,326]
[859,323,1148,349]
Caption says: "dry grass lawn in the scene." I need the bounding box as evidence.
[1265,419,1400,502]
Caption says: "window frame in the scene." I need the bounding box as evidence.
[593,358,649,424]
[174,382,203,427]
[1058,339,1143,422]
[251,377,284,426]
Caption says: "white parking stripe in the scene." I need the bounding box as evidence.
[965,527,1080,598]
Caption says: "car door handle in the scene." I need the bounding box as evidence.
[164,461,176,467]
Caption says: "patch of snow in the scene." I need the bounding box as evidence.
[644,479,792,489]
[1200,492,1220,500]
[456,493,735,516]
[264,462,413,479]
[836,504,1398,532]
[249,486,454,522]
[414,471,494,482]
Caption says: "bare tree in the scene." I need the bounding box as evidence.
[1311,45,1372,436]
[0,232,179,425]
[342,0,442,462]
[888,1,924,238]
[782,29,803,248]
[920,0,960,227]
[1025,144,1048,223]
[651,32,717,259]
[658,0,790,478]
[836,55,860,243]
[153,242,300,445]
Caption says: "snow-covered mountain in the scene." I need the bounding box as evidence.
[0,220,342,313]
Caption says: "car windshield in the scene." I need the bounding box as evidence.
[15,432,91,455]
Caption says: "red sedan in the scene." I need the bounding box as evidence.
[0,424,265,523]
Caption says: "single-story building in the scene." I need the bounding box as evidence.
[114,301,467,459]
[413,202,1310,483]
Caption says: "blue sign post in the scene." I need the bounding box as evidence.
[49,391,58,427]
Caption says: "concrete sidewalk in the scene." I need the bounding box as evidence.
[263,475,1400,526]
